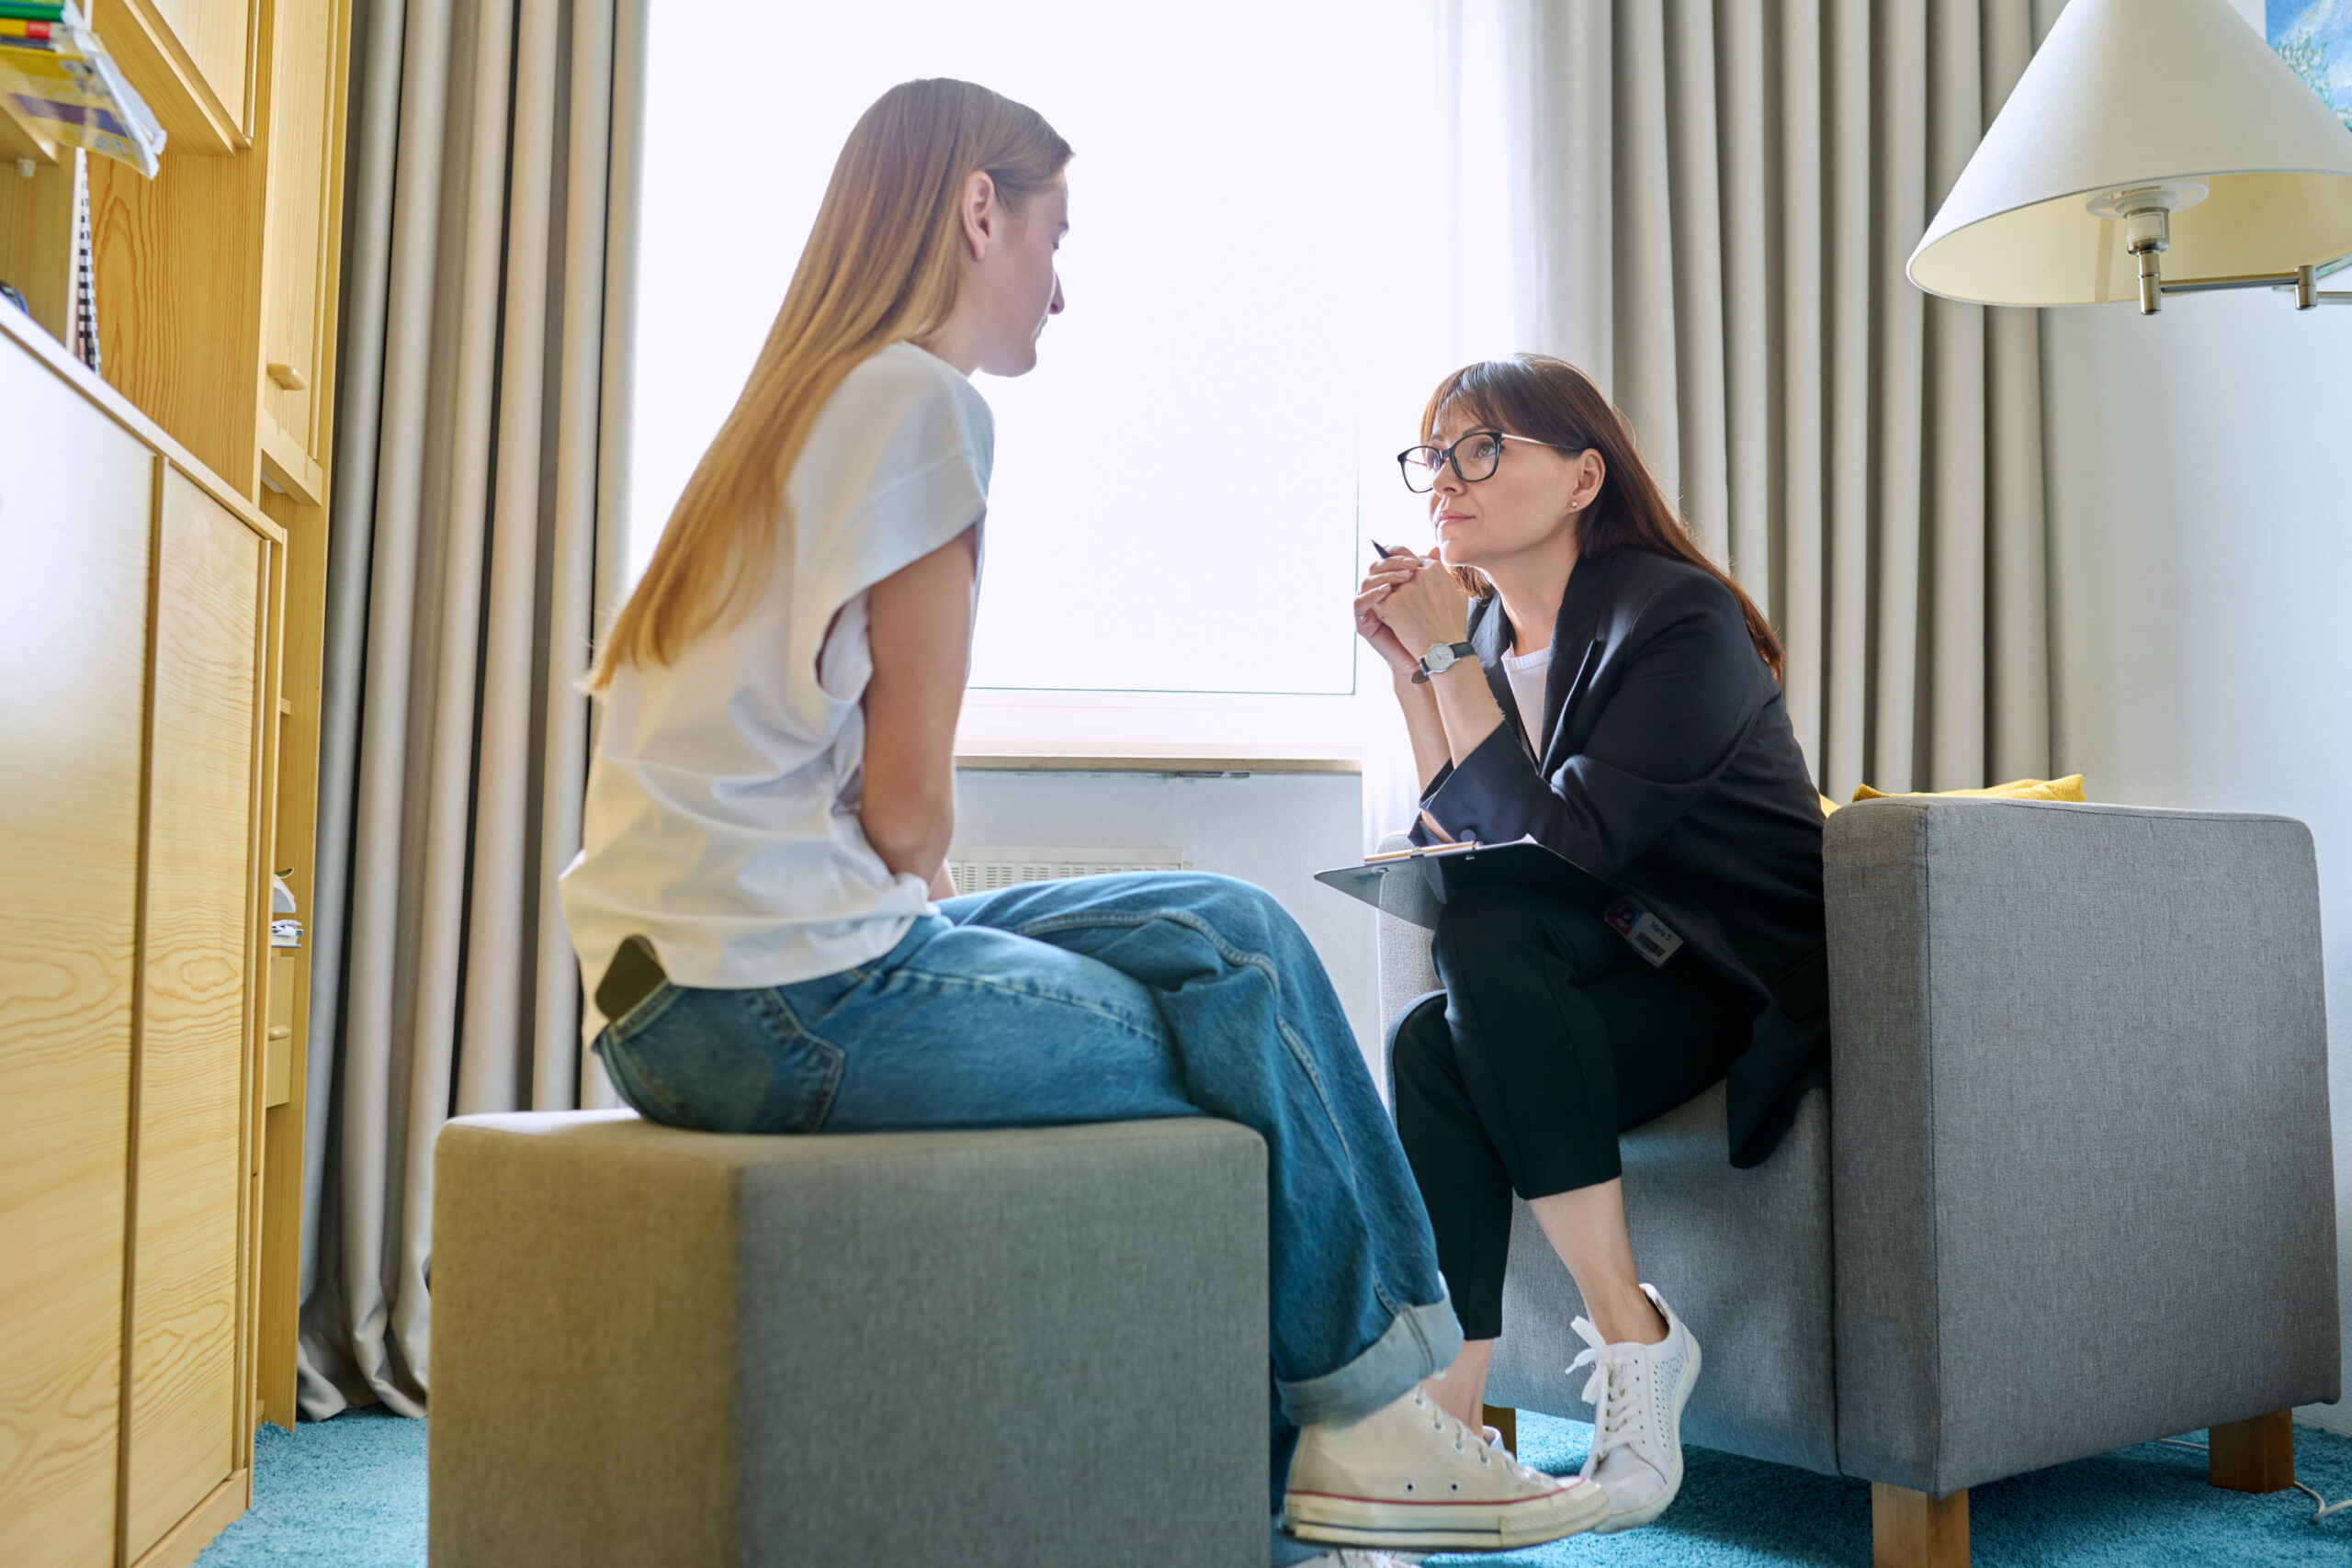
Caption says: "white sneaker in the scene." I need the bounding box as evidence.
[1294,1552,1427,1567]
[1566,1283,1702,1533]
[1283,1387,1610,1551]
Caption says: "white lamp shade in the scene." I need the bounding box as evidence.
[1909,0,2352,305]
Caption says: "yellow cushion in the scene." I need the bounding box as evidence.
[1819,794,1842,817]
[1848,773,2086,805]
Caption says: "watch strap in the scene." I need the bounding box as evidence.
[1411,640,1476,684]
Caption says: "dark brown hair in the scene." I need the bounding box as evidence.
[1421,354,1783,682]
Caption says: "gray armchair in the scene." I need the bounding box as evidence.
[1374,796,2340,1565]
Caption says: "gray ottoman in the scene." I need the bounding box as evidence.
[431,1111,1269,1567]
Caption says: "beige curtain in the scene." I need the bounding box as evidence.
[1463,0,2058,797]
[296,0,647,1417]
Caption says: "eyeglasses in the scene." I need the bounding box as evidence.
[1396,429,1567,493]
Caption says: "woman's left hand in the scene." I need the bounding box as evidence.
[1372,550,1473,657]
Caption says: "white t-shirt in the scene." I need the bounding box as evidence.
[560,342,991,1037]
[1503,643,1550,757]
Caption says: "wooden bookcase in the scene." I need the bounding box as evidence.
[0,0,351,1560]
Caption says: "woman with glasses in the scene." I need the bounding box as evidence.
[1356,355,1829,1536]
[563,83,1611,1565]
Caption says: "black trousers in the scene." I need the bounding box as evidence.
[1390,882,1751,1341]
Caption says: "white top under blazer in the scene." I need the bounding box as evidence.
[561,342,992,1040]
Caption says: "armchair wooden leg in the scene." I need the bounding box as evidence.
[1482,1404,1516,1453]
[2209,1410,2296,1494]
[1872,1483,1969,1568]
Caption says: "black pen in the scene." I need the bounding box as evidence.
[1370,539,1404,560]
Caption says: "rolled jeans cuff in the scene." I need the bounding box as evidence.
[1275,1294,1464,1429]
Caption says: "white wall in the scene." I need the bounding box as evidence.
[951,770,1382,1077]
[2042,279,2352,1432]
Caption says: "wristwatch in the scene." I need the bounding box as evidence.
[1412,640,1476,684]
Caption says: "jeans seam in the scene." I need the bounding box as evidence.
[1017,904,1374,1215]
[763,985,816,1038]
[602,1032,695,1127]
[887,965,1166,1043]
[1275,1013,1355,1183]
[752,988,848,1131]
[1013,907,1261,972]
[1402,1297,1432,1366]
[605,980,684,1042]
[1367,1284,1435,1370]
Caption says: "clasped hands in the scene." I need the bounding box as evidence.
[1354,547,1473,682]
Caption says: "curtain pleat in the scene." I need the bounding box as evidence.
[583,0,648,1110]
[298,0,636,1418]
[1715,0,1771,605]
[1927,1,1987,791]
[1490,0,2052,802]
[536,0,617,1111]
[1870,1,1927,792]
[296,0,407,1396]
[1985,0,2052,784]
[1776,0,1827,769]
[306,0,458,1421]
[455,0,553,1118]
[1824,0,1872,800]
[1664,0,1728,565]
[1612,4,1680,508]
[1505,0,1612,378]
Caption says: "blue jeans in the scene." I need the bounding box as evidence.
[594,873,1460,1528]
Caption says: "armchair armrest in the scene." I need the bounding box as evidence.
[1826,798,2338,1495]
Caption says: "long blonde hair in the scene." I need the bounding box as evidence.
[590,79,1071,688]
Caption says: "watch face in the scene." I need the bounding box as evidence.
[1425,645,1456,672]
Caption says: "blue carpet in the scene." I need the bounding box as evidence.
[197,1406,424,1567]
[194,1406,2352,1565]
[1430,1414,2352,1567]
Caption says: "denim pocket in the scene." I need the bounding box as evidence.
[601,984,844,1134]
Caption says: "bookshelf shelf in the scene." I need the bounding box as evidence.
[0,1,352,1560]
[0,91,60,164]
[0,152,72,344]
[100,0,247,157]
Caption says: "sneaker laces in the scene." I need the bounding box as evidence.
[1408,1390,1480,1461]
[1567,1315,1648,1477]
[1406,1390,1553,1486]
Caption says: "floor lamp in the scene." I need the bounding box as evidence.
[1909,0,2352,314]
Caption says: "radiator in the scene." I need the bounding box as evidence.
[945,846,1190,896]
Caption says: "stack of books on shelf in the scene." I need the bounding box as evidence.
[0,1,165,176]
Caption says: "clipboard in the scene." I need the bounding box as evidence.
[1313,835,1622,931]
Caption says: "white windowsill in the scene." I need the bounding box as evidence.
[956,747,1361,775]
[954,687,1373,775]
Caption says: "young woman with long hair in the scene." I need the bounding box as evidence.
[1356,355,1830,1535]
[560,84,1610,1562]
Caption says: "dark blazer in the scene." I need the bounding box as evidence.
[1408,547,1828,1168]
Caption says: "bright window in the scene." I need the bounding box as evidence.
[631,0,1464,717]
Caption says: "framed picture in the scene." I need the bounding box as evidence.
[2270,1,2352,131]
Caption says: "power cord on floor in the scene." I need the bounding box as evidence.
[2154,1435,2352,1525]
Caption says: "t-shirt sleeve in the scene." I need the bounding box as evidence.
[805,443,989,620]
[782,357,990,711]
[797,365,990,629]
